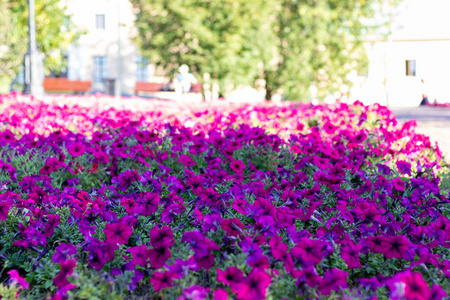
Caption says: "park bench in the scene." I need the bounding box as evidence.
[134,81,203,97]
[43,78,92,94]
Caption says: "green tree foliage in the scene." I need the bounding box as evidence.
[131,0,275,92]
[131,0,397,100]
[264,0,379,100]
[0,0,79,91]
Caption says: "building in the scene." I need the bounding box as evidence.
[65,0,153,96]
[354,0,450,107]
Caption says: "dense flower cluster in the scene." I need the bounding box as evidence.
[0,92,449,299]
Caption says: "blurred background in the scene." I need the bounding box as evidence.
[1,0,449,106]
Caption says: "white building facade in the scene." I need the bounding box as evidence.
[354,0,450,107]
[65,0,153,96]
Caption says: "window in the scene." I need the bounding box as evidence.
[93,56,107,83]
[96,14,105,30]
[405,60,416,76]
[136,55,149,82]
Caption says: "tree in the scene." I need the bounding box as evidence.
[131,0,398,100]
[263,0,381,100]
[0,0,80,92]
[131,0,276,93]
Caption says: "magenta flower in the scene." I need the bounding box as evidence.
[221,218,244,237]
[44,214,61,237]
[230,159,245,173]
[168,257,199,279]
[291,238,324,265]
[179,285,208,300]
[213,289,228,300]
[340,241,362,269]
[232,198,247,214]
[88,248,106,271]
[0,199,13,220]
[292,266,322,288]
[137,192,160,216]
[390,271,430,300]
[392,177,407,191]
[67,141,86,157]
[237,269,271,300]
[318,268,348,296]
[150,271,177,292]
[217,266,244,292]
[7,269,29,290]
[53,259,77,287]
[430,284,447,300]
[239,238,263,264]
[120,197,138,214]
[150,225,175,247]
[381,235,409,259]
[53,243,77,263]
[103,221,133,245]
[148,244,171,269]
[179,154,196,167]
[269,236,288,260]
[127,245,149,267]
[365,235,385,253]
[396,160,412,176]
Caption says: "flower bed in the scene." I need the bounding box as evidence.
[0,92,449,300]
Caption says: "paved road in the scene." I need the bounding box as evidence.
[390,106,450,162]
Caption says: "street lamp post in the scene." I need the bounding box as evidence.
[23,0,44,96]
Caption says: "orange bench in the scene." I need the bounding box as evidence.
[135,81,202,95]
[43,78,92,94]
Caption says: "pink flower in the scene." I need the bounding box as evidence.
[292,266,322,288]
[179,154,196,167]
[318,268,348,296]
[179,285,208,300]
[0,199,13,220]
[430,284,447,300]
[291,238,324,265]
[53,259,77,287]
[137,192,160,216]
[150,225,174,247]
[44,214,61,237]
[53,243,77,263]
[221,218,244,237]
[381,235,409,259]
[340,241,362,269]
[365,235,385,253]
[217,266,244,292]
[230,159,245,173]
[7,269,29,290]
[147,244,171,269]
[150,271,176,292]
[396,160,412,176]
[232,198,247,214]
[127,245,149,267]
[213,289,228,300]
[103,222,133,245]
[67,142,86,157]
[237,269,271,300]
[390,271,430,300]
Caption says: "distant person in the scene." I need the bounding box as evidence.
[420,79,430,106]
[174,64,197,94]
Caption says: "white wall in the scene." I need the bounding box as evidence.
[66,0,142,95]
[356,40,450,107]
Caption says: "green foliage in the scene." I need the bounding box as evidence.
[131,0,399,100]
[131,0,275,92]
[0,0,80,91]
[0,283,22,300]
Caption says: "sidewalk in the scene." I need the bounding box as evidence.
[390,106,450,163]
